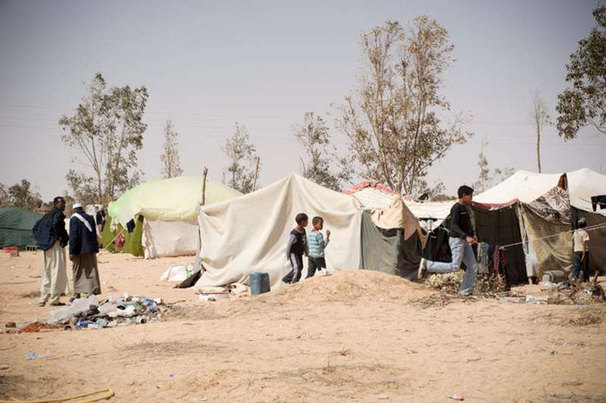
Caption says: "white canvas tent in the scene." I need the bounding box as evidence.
[475,168,606,215]
[346,182,453,231]
[195,174,363,289]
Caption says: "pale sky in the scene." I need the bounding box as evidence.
[1,0,604,201]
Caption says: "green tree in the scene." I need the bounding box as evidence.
[59,73,148,203]
[337,18,472,196]
[556,6,606,139]
[294,112,349,191]
[160,119,183,178]
[222,123,259,193]
[8,179,43,210]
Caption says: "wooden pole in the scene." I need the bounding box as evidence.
[202,167,208,206]
[252,157,260,191]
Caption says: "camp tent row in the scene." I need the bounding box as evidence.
[103,176,241,258]
[190,169,605,290]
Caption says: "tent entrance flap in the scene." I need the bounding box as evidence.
[361,211,422,280]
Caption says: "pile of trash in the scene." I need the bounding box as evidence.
[520,269,604,305]
[1,294,169,334]
[43,294,167,330]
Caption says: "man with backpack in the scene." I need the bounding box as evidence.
[33,196,70,307]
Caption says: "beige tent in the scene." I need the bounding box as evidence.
[195,174,362,289]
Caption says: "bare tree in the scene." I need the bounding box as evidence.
[59,73,148,203]
[160,119,183,178]
[473,141,515,192]
[530,90,550,173]
[337,18,472,196]
[222,123,259,193]
[475,139,490,192]
[294,112,349,191]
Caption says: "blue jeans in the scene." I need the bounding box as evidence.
[572,251,590,282]
[426,237,477,293]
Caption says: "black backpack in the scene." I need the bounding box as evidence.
[32,213,55,251]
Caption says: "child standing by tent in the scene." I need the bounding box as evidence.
[306,216,330,278]
[572,217,590,282]
[282,213,308,284]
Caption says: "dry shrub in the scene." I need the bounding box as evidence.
[424,271,463,294]
[565,311,603,326]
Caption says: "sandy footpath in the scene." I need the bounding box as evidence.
[1,250,605,402]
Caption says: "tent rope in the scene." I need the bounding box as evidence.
[497,222,606,250]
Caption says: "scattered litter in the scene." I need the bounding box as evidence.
[25,353,37,360]
[21,322,63,333]
[5,322,16,328]
[448,394,464,401]
[5,387,115,402]
[32,293,173,331]
[161,264,196,282]
[526,295,547,304]
[376,393,389,400]
[196,283,251,301]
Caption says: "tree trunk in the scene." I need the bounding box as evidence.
[536,128,542,173]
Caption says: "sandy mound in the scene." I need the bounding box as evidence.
[257,269,428,304]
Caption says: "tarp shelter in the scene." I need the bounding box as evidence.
[344,181,452,231]
[475,168,606,216]
[0,207,42,249]
[105,176,242,258]
[360,196,428,280]
[195,174,362,289]
[344,182,398,209]
[471,202,527,286]
[518,184,573,279]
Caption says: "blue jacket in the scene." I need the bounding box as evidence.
[69,211,99,255]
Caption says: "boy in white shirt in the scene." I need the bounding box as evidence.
[572,217,590,282]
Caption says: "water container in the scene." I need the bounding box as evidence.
[250,272,270,295]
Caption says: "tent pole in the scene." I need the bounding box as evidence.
[252,157,260,191]
[202,167,208,206]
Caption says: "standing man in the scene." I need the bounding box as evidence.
[418,185,478,296]
[69,203,101,300]
[33,196,69,307]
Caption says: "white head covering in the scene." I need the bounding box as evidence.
[73,202,83,209]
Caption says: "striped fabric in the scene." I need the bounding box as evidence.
[307,230,328,258]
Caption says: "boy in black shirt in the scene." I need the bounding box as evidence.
[282,213,309,284]
[418,185,478,296]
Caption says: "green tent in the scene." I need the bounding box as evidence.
[101,215,145,257]
[107,176,242,227]
[0,207,42,249]
[104,176,242,257]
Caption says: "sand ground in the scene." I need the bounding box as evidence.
[1,250,605,402]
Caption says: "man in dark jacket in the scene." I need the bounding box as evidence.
[417,185,478,296]
[35,196,70,306]
[69,203,101,300]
